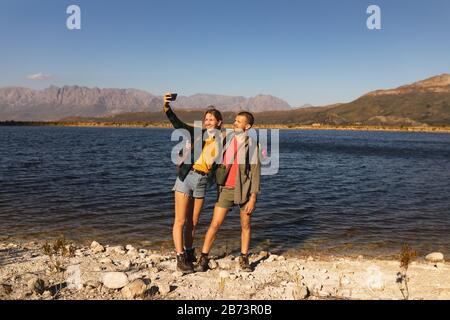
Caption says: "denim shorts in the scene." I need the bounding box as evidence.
[172,170,208,198]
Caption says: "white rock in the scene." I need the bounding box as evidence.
[425,252,444,262]
[208,259,218,269]
[106,246,126,255]
[119,260,131,270]
[266,255,278,262]
[281,282,309,300]
[277,255,286,261]
[125,244,135,251]
[90,241,105,253]
[121,279,147,299]
[307,256,314,262]
[158,283,171,295]
[293,284,309,300]
[101,272,129,289]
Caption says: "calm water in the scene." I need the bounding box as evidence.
[1,126,450,258]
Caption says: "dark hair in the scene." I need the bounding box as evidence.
[237,111,254,127]
[203,106,223,129]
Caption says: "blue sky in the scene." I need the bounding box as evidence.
[0,0,449,107]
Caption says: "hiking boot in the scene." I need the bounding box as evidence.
[195,253,209,272]
[239,254,253,272]
[176,253,194,274]
[185,248,197,264]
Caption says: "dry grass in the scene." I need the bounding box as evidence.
[397,244,417,300]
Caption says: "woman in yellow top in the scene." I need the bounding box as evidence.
[163,93,223,273]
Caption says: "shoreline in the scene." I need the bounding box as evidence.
[2,121,450,134]
[1,239,448,300]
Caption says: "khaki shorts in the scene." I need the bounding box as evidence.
[216,187,247,211]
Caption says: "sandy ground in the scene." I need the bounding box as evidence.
[0,240,448,300]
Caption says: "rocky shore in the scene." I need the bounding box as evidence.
[0,240,448,300]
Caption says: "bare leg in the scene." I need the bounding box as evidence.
[184,197,205,249]
[240,210,251,255]
[173,191,194,254]
[201,206,229,254]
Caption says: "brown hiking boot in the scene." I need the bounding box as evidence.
[176,253,194,274]
[239,254,253,272]
[195,253,209,272]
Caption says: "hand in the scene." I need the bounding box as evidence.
[243,197,256,215]
[163,92,172,112]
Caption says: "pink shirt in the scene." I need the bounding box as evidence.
[224,137,239,188]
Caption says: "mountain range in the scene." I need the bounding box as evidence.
[0,86,290,121]
[1,73,449,126]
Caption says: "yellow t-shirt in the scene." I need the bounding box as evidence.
[192,137,218,173]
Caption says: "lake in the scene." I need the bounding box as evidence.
[1,126,450,258]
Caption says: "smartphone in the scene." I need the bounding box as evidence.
[169,93,178,101]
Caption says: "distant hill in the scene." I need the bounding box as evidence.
[0,86,291,121]
[256,74,450,126]
[318,74,450,126]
